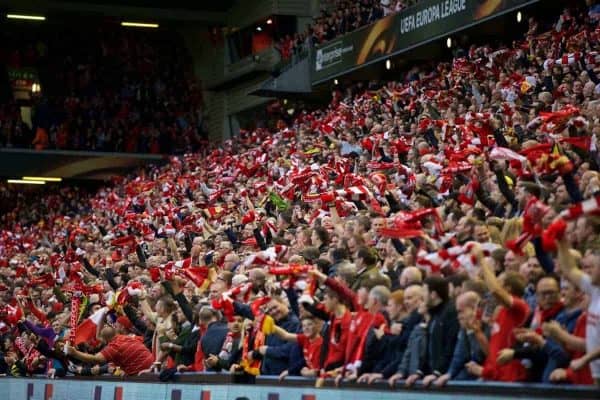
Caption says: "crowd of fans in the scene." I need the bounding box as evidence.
[276,0,416,61]
[1,1,600,390]
[0,26,208,153]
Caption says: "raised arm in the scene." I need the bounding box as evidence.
[556,238,586,289]
[271,325,299,342]
[497,173,518,209]
[163,280,195,324]
[167,238,181,261]
[105,268,120,291]
[139,295,157,324]
[324,277,359,311]
[310,269,359,311]
[328,205,346,238]
[65,346,106,365]
[473,244,513,308]
[301,301,330,321]
[81,257,102,278]
[123,304,149,334]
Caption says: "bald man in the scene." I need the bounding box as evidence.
[431,291,487,386]
[399,267,423,289]
[65,326,153,376]
[358,284,425,385]
[248,268,267,293]
[223,253,240,272]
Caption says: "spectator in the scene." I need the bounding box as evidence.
[64,326,153,376]
[433,291,488,385]
[557,239,600,385]
[465,245,530,382]
[1,3,600,391]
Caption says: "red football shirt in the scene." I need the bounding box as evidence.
[345,311,387,366]
[297,333,323,370]
[100,335,154,376]
[323,311,352,370]
[482,295,530,382]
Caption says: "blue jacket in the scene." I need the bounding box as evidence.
[540,308,583,382]
[233,301,302,375]
[514,306,582,382]
[263,313,302,375]
[397,322,428,376]
[447,328,487,380]
[201,321,229,371]
[368,310,422,378]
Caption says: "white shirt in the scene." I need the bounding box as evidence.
[580,274,600,378]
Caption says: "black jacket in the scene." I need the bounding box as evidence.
[178,321,228,370]
[123,304,154,350]
[426,301,459,375]
[364,310,423,378]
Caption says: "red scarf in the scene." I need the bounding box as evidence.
[68,294,82,343]
[15,336,42,373]
[241,314,266,375]
[346,311,387,367]
[530,301,563,333]
[192,325,207,372]
[218,331,241,360]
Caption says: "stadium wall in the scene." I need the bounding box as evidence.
[1,375,597,400]
[183,0,319,141]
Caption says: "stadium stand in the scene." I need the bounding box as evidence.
[0,25,208,153]
[0,1,600,398]
[276,0,419,61]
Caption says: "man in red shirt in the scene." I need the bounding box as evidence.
[465,244,530,382]
[314,270,389,382]
[305,270,353,376]
[65,326,154,376]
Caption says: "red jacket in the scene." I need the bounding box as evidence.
[565,313,593,385]
[324,277,387,370]
[323,307,352,370]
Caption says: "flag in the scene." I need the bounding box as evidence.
[370,197,385,216]
[378,227,423,239]
[468,122,492,147]
[269,191,289,211]
[2,304,23,325]
[457,177,478,206]
[541,219,567,252]
[560,136,591,151]
[116,281,144,305]
[268,264,313,275]
[490,147,527,163]
[74,306,108,345]
[181,266,210,287]
[559,195,600,220]
[110,235,137,248]
[336,185,371,201]
[551,142,562,157]
[148,267,161,283]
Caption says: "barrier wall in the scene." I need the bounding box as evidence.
[1,375,598,400]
